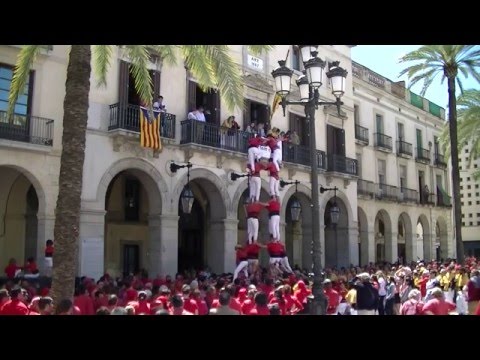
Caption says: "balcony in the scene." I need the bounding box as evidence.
[326,154,358,176]
[437,186,452,207]
[0,111,54,146]
[374,132,392,152]
[397,140,413,157]
[375,183,398,201]
[282,144,326,170]
[355,124,369,145]
[399,188,418,203]
[434,153,447,169]
[109,103,176,139]
[357,179,375,198]
[416,147,430,164]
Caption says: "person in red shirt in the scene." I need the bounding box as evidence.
[24,257,39,275]
[37,296,54,315]
[0,289,9,310]
[246,241,266,277]
[266,197,281,241]
[241,286,257,314]
[192,289,208,315]
[248,161,266,202]
[323,279,340,315]
[181,285,199,315]
[267,239,284,276]
[170,294,193,315]
[247,292,270,315]
[272,130,284,170]
[475,300,480,315]
[44,239,54,276]
[55,298,74,315]
[268,288,287,315]
[283,284,304,314]
[233,243,249,281]
[246,199,268,244]
[73,285,95,315]
[0,286,29,315]
[265,133,280,171]
[4,258,22,279]
[294,280,311,306]
[265,160,280,199]
[422,287,456,315]
[247,135,266,174]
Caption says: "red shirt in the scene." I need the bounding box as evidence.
[265,162,279,179]
[45,245,54,257]
[247,305,270,315]
[266,199,280,214]
[325,288,340,314]
[269,298,287,315]
[246,243,262,259]
[252,162,265,177]
[236,246,248,263]
[284,294,303,314]
[74,294,95,315]
[183,296,199,315]
[267,242,284,257]
[266,136,278,151]
[196,298,209,315]
[248,137,264,148]
[422,298,456,315]
[241,299,255,314]
[134,300,151,315]
[4,264,21,279]
[24,261,38,274]
[246,203,264,218]
[475,302,480,315]
[0,299,29,315]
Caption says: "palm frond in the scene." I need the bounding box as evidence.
[124,45,153,107]
[181,45,216,91]
[148,45,178,66]
[92,45,114,87]
[247,45,275,56]
[204,45,244,111]
[7,45,42,118]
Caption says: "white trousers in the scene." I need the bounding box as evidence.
[272,148,282,171]
[250,176,261,201]
[269,176,280,197]
[281,256,293,273]
[269,215,280,240]
[248,147,261,171]
[233,260,249,280]
[357,309,376,315]
[247,218,259,243]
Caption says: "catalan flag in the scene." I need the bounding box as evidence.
[140,106,162,151]
[270,93,282,120]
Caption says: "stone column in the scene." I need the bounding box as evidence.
[207,218,238,274]
[148,214,179,277]
[367,230,376,264]
[348,225,359,267]
[423,232,433,262]
[78,209,106,281]
[302,226,313,271]
[36,214,55,274]
[386,231,398,263]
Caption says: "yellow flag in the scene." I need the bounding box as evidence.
[139,106,162,151]
[270,93,282,120]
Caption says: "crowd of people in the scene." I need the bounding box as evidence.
[2,257,480,315]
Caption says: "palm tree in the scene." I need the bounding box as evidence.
[399,45,480,263]
[8,45,273,303]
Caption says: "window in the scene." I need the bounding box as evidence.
[462,222,465,226]
[478,221,480,226]
[376,114,384,133]
[468,185,471,189]
[398,122,405,140]
[399,165,407,190]
[461,202,464,206]
[467,177,471,181]
[0,64,33,124]
[477,201,480,205]
[291,46,301,71]
[465,149,469,153]
[462,214,465,218]
[378,159,386,184]
[477,192,480,197]
[124,178,140,222]
[470,222,473,226]
[461,186,463,190]
[354,105,360,124]
[477,213,480,217]
[469,214,473,218]
[288,112,309,147]
[468,193,472,198]
[459,166,462,170]
[466,158,469,162]
[475,164,478,168]
[356,153,362,178]
[469,201,472,205]
[476,184,479,189]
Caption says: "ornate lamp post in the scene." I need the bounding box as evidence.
[271,46,348,315]
[170,162,194,214]
[280,180,301,222]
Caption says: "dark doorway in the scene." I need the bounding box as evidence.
[123,244,140,277]
[187,81,220,125]
[24,185,38,262]
[418,170,425,203]
[244,99,270,129]
[327,125,346,172]
[178,199,205,273]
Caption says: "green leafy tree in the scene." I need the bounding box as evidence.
[8,45,273,303]
[441,89,480,180]
[400,45,480,262]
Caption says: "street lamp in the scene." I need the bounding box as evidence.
[280,180,301,222]
[271,46,348,316]
[170,161,194,214]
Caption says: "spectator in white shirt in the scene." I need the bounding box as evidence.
[188,105,206,122]
[153,95,166,112]
[188,105,206,142]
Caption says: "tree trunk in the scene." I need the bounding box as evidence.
[50,45,91,304]
[447,77,464,262]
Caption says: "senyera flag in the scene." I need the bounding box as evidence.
[139,106,162,151]
[270,93,282,120]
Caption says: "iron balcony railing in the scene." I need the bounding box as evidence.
[375,183,398,201]
[109,103,176,139]
[282,144,326,170]
[416,147,430,164]
[399,188,418,203]
[434,153,447,168]
[397,140,413,157]
[326,154,358,176]
[374,132,392,151]
[355,124,369,144]
[357,179,375,197]
[0,111,54,146]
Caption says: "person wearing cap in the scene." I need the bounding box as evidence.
[350,273,379,315]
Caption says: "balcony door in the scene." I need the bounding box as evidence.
[327,125,345,157]
[187,80,220,125]
[118,60,160,108]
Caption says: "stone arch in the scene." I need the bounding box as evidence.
[435,216,449,261]
[173,168,229,219]
[374,209,392,263]
[96,158,168,215]
[398,212,414,263]
[230,177,270,217]
[417,214,432,261]
[281,183,313,270]
[358,207,369,266]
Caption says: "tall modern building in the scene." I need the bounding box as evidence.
[0,45,454,281]
[459,142,480,256]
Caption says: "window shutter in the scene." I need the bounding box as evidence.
[187,81,197,113]
[119,60,129,106]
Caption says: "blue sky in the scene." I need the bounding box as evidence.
[351,45,480,109]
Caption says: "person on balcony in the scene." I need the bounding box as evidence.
[289,130,300,145]
[153,95,167,136]
[256,122,266,137]
[247,135,266,180]
[188,106,206,143]
[220,116,240,149]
